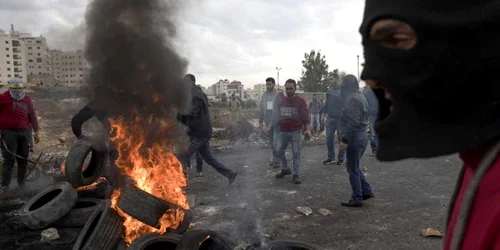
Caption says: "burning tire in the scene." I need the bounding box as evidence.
[18,181,78,229]
[127,233,182,250]
[176,230,233,250]
[267,240,323,250]
[72,200,124,250]
[167,209,192,235]
[65,137,108,187]
[117,185,171,228]
[55,198,103,228]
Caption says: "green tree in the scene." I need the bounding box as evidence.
[298,50,329,92]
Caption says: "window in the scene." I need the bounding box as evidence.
[4,41,8,44]
[36,40,42,44]
[36,58,42,63]
[38,66,41,68]
[29,59,33,62]
[5,48,9,51]
[39,72,42,75]
[6,54,9,58]
[6,61,10,64]
[14,74,19,77]
[37,53,40,56]
[28,47,32,49]
[37,47,40,49]
[7,68,10,71]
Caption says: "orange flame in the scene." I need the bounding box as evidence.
[60,162,65,175]
[109,116,189,244]
[76,177,107,191]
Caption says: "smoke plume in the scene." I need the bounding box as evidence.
[84,0,191,119]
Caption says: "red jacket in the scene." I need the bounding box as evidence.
[275,95,310,132]
[444,145,500,250]
[0,91,39,131]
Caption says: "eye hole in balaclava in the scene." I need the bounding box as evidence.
[369,19,417,51]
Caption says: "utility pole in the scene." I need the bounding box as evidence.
[276,66,282,90]
[357,55,360,81]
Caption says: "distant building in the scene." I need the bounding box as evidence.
[0,30,28,84]
[249,83,267,101]
[21,36,51,77]
[227,80,244,99]
[50,50,89,87]
[208,79,230,97]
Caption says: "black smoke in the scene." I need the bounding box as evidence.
[84,0,191,119]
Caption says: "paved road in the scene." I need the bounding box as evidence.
[187,144,461,249]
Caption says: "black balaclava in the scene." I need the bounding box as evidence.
[360,0,500,161]
[341,74,360,100]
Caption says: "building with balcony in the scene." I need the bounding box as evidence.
[0,30,27,84]
[50,50,89,87]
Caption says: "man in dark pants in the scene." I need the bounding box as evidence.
[178,74,237,185]
[322,73,345,165]
[309,94,321,133]
[339,75,373,207]
[184,76,206,178]
[0,78,40,192]
[363,85,378,156]
[259,77,280,168]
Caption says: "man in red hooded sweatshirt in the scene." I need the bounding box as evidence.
[360,1,500,249]
[0,77,39,192]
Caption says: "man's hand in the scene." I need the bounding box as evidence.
[34,131,40,144]
[305,129,312,138]
[340,142,348,151]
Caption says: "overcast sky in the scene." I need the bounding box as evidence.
[0,0,365,88]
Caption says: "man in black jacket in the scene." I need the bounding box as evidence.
[177,74,237,185]
[322,73,345,165]
[339,75,373,207]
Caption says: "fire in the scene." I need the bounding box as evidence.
[109,116,189,244]
[60,162,65,175]
[76,177,107,191]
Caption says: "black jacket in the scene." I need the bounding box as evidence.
[71,101,110,139]
[177,83,212,139]
[323,86,343,120]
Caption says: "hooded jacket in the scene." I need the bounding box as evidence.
[177,83,212,139]
[339,75,368,143]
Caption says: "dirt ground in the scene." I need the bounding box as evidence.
[186,144,460,249]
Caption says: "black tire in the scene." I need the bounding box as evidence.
[128,233,182,250]
[55,198,103,228]
[167,210,192,235]
[116,240,128,250]
[65,137,108,187]
[72,200,124,250]
[117,185,171,228]
[267,240,323,250]
[18,181,78,229]
[176,230,233,250]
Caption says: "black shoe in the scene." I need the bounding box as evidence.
[323,159,335,165]
[363,194,375,201]
[275,169,292,179]
[341,200,363,207]
[292,175,301,184]
[228,171,237,185]
[336,159,345,165]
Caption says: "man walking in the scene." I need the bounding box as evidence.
[178,74,237,185]
[322,73,345,165]
[360,1,500,248]
[259,77,280,168]
[363,85,378,156]
[269,79,311,184]
[338,75,373,207]
[0,77,40,192]
[309,94,321,133]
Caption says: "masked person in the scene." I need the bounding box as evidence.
[0,77,40,192]
[360,1,500,249]
[338,75,373,207]
[322,73,345,165]
[269,79,311,184]
[178,74,237,185]
[259,77,280,168]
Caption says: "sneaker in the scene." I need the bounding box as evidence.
[196,172,203,178]
[336,159,345,165]
[228,171,237,185]
[341,200,363,207]
[363,194,375,201]
[323,159,335,165]
[292,175,301,184]
[275,169,292,179]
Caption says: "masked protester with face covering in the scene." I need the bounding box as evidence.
[360,1,500,249]
[338,75,373,207]
[0,78,40,192]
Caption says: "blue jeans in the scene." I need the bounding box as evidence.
[268,125,280,164]
[326,119,345,161]
[278,130,302,175]
[346,131,372,203]
[180,137,233,178]
[310,113,320,132]
[368,115,378,153]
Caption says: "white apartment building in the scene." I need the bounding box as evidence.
[207,79,229,97]
[50,50,89,87]
[0,30,27,84]
[21,36,51,77]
